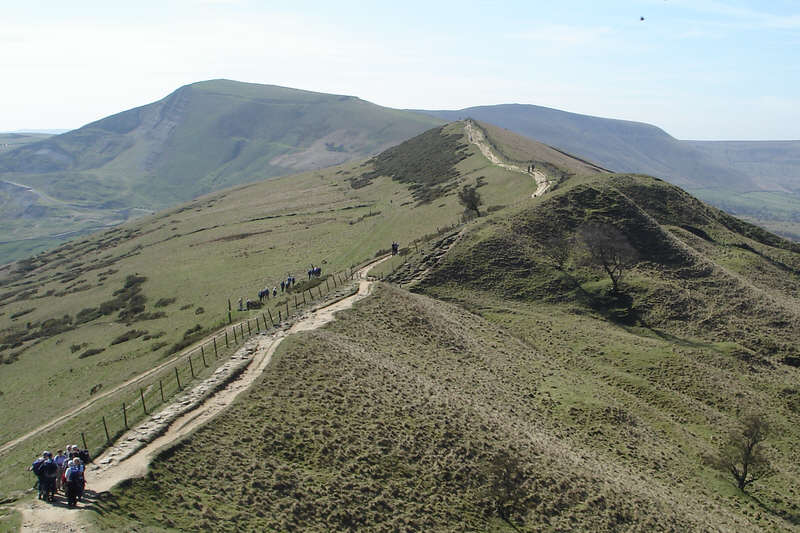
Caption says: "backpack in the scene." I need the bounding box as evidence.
[66,467,84,484]
[78,449,90,464]
[31,459,44,476]
[41,459,58,478]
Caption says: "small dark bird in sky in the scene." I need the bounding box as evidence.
[640,16,645,21]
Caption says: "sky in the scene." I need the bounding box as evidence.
[2,0,798,140]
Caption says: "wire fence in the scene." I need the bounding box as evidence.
[51,266,361,463]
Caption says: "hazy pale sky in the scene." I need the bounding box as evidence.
[2,0,798,139]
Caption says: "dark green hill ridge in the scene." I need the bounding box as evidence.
[416,173,800,362]
[422,104,800,241]
[0,79,443,263]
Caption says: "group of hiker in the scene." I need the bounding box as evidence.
[307,265,322,279]
[254,274,298,305]
[29,445,89,507]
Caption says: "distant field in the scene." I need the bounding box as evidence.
[0,133,52,151]
[690,188,800,240]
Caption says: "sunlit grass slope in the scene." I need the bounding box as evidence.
[0,79,444,263]
[92,285,760,532]
[0,121,584,496]
[87,142,799,530]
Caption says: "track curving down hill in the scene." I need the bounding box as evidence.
[15,256,391,533]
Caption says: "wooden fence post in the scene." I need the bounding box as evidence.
[189,356,195,378]
[247,320,251,336]
[213,337,218,358]
[102,416,110,443]
[201,345,207,367]
[302,291,306,305]
[175,367,182,390]
[326,278,330,291]
[140,388,147,415]
[228,298,232,324]
[225,330,229,347]
[262,313,267,329]
[285,301,289,318]
[81,432,88,451]
[267,309,274,326]
[159,379,165,402]
[278,309,282,322]
[333,275,337,287]
[240,323,245,338]
[294,294,298,308]
[233,326,238,344]
[122,402,128,429]
[318,286,323,298]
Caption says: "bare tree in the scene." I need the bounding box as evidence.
[540,235,573,271]
[576,222,638,292]
[458,185,483,217]
[709,414,774,491]
[486,450,527,532]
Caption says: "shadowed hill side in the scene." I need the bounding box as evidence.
[415,173,800,363]
[0,79,444,263]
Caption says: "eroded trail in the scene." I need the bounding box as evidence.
[16,257,389,532]
[463,120,551,197]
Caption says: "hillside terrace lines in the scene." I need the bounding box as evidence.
[463,120,551,197]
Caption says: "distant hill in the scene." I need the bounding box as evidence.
[686,140,800,194]
[0,79,443,264]
[421,105,800,240]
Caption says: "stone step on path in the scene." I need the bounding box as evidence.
[91,338,262,473]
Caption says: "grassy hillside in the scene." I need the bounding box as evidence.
[422,105,800,241]
[90,173,800,531]
[0,80,444,264]
[0,121,585,497]
[0,133,52,151]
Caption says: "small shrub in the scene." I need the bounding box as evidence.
[76,307,102,324]
[151,341,169,352]
[70,343,87,353]
[155,297,176,308]
[10,308,35,319]
[78,348,105,359]
[195,307,205,315]
[110,330,147,345]
[183,324,203,339]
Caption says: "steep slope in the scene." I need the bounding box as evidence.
[687,140,800,193]
[422,104,800,241]
[0,121,597,496]
[0,79,443,263]
[92,175,800,531]
[422,104,755,190]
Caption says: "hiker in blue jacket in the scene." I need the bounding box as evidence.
[65,458,85,507]
[38,452,58,502]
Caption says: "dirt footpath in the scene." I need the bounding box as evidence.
[16,257,389,532]
[464,120,552,197]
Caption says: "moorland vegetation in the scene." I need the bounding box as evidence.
[2,121,799,531]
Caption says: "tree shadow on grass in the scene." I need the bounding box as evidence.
[748,492,800,526]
